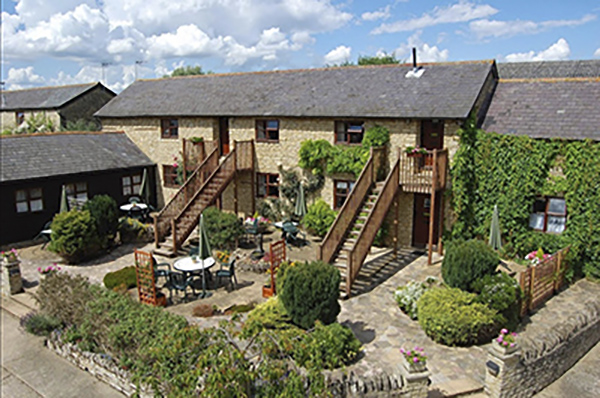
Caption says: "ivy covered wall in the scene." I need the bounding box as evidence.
[450,117,600,279]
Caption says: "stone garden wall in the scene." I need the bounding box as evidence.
[485,299,600,397]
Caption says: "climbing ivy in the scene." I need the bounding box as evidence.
[450,118,600,279]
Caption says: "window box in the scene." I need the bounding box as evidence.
[256,120,279,142]
[335,121,364,145]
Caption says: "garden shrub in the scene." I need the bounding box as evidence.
[441,239,499,291]
[418,287,497,346]
[49,209,102,263]
[394,277,438,320]
[118,217,152,243]
[103,266,137,290]
[202,206,245,250]
[244,297,295,331]
[293,322,362,370]
[20,312,62,336]
[325,145,370,177]
[279,261,341,329]
[362,125,390,149]
[303,199,337,237]
[298,139,333,175]
[472,273,522,331]
[83,195,119,248]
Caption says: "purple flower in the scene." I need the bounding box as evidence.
[510,343,515,348]
[413,357,419,363]
[500,328,508,335]
[511,332,518,337]
[497,337,503,343]
[503,341,509,346]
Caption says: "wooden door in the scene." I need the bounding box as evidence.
[219,117,230,156]
[412,193,440,248]
[421,120,444,167]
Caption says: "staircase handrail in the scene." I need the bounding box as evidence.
[153,145,219,245]
[347,159,400,287]
[319,147,383,264]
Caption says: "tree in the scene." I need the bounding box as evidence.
[358,53,400,65]
[164,65,211,77]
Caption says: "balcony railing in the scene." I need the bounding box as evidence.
[398,148,448,193]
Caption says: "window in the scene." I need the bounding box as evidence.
[122,174,142,196]
[335,121,364,145]
[529,197,567,234]
[15,188,43,213]
[65,182,88,201]
[16,111,25,125]
[256,120,279,142]
[257,173,279,198]
[161,119,179,139]
[334,180,355,209]
[162,165,179,188]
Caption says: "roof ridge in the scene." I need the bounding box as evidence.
[500,77,600,83]
[2,82,98,93]
[0,131,125,139]
[139,59,496,82]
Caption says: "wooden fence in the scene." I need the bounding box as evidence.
[519,247,570,316]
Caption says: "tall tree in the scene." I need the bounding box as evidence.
[358,53,400,65]
[164,65,211,77]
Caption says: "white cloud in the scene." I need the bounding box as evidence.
[394,32,449,63]
[324,45,351,65]
[503,38,571,62]
[470,14,596,39]
[14,0,97,26]
[595,48,600,57]
[146,25,227,59]
[372,1,497,34]
[5,67,46,89]
[362,6,390,22]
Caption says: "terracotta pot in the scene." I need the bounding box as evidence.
[262,285,274,298]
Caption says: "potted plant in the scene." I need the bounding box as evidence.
[405,146,428,157]
[1,248,19,265]
[400,346,427,373]
[189,136,204,144]
[38,263,61,283]
[262,273,274,298]
[525,248,551,267]
[493,328,518,355]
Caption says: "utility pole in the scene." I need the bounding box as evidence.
[101,62,112,84]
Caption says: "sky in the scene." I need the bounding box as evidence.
[1,0,599,92]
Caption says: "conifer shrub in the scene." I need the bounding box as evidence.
[279,261,341,329]
[83,195,119,248]
[472,273,522,331]
[441,239,499,291]
[302,199,337,237]
[49,210,102,263]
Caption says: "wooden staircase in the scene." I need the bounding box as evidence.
[153,140,254,257]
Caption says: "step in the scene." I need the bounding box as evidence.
[1,295,34,319]
[430,378,484,398]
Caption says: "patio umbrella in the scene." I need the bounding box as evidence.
[489,205,502,251]
[59,185,69,213]
[139,168,151,205]
[197,212,213,298]
[293,183,307,220]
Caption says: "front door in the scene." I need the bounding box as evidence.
[412,193,440,248]
[421,120,444,167]
[219,117,230,156]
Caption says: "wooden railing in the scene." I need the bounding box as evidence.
[398,148,448,193]
[235,140,254,170]
[346,159,400,295]
[318,147,385,264]
[519,246,570,316]
[153,145,219,247]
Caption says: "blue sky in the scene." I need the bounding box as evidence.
[2,0,599,92]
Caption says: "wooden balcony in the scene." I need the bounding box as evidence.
[398,148,448,193]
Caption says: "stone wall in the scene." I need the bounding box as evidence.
[1,110,60,131]
[484,299,600,398]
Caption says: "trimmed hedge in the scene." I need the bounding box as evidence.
[472,273,522,331]
[49,210,101,263]
[441,239,499,291]
[418,287,497,346]
[103,266,137,290]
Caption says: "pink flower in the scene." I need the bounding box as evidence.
[500,328,508,334]
[400,348,405,354]
[173,162,178,168]
[510,343,515,347]
[37,267,41,272]
[503,341,509,346]
[511,332,518,337]
[413,357,419,363]
[497,337,503,343]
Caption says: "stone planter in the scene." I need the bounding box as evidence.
[1,259,23,297]
[401,355,427,373]
[492,342,518,356]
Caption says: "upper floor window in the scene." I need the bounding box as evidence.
[16,111,25,125]
[257,173,279,198]
[15,188,43,213]
[256,120,279,142]
[122,174,142,196]
[334,180,355,209]
[161,119,179,139]
[65,182,88,201]
[335,121,364,145]
[163,165,179,188]
[529,197,567,234]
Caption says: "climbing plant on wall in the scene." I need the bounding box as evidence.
[450,117,600,279]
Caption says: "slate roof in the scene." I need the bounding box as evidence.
[96,61,495,119]
[482,78,600,141]
[1,83,106,111]
[497,60,600,79]
[0,132,155,183]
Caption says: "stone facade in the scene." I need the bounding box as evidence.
[484,299,600,398]
[1,109,60,131]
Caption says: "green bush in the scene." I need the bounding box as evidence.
[83,195,119,248]
[298,139,333,175]
[244,297,296,331]
[293,322,361,370]
[472,273,522,331]
[418,287,497,346]
[279,261,341,329]
[441,239,499,291]
[202,206,245,250]
[103,266,137,290]
[302,199,337,237]
[48,210,101,263]
[362,125,390,148]
[118,217,152,243]
[394,277,438,320]
[20,312,62,336]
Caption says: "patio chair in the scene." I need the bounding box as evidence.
[34,221,53,249]
[216,258,238,290]
[152,256,171,287]
[163,270,196,302]
[282,221,305,246]
[129,196,141,204]
[245,218,259,243]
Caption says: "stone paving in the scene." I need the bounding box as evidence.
[10,239,600,394]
